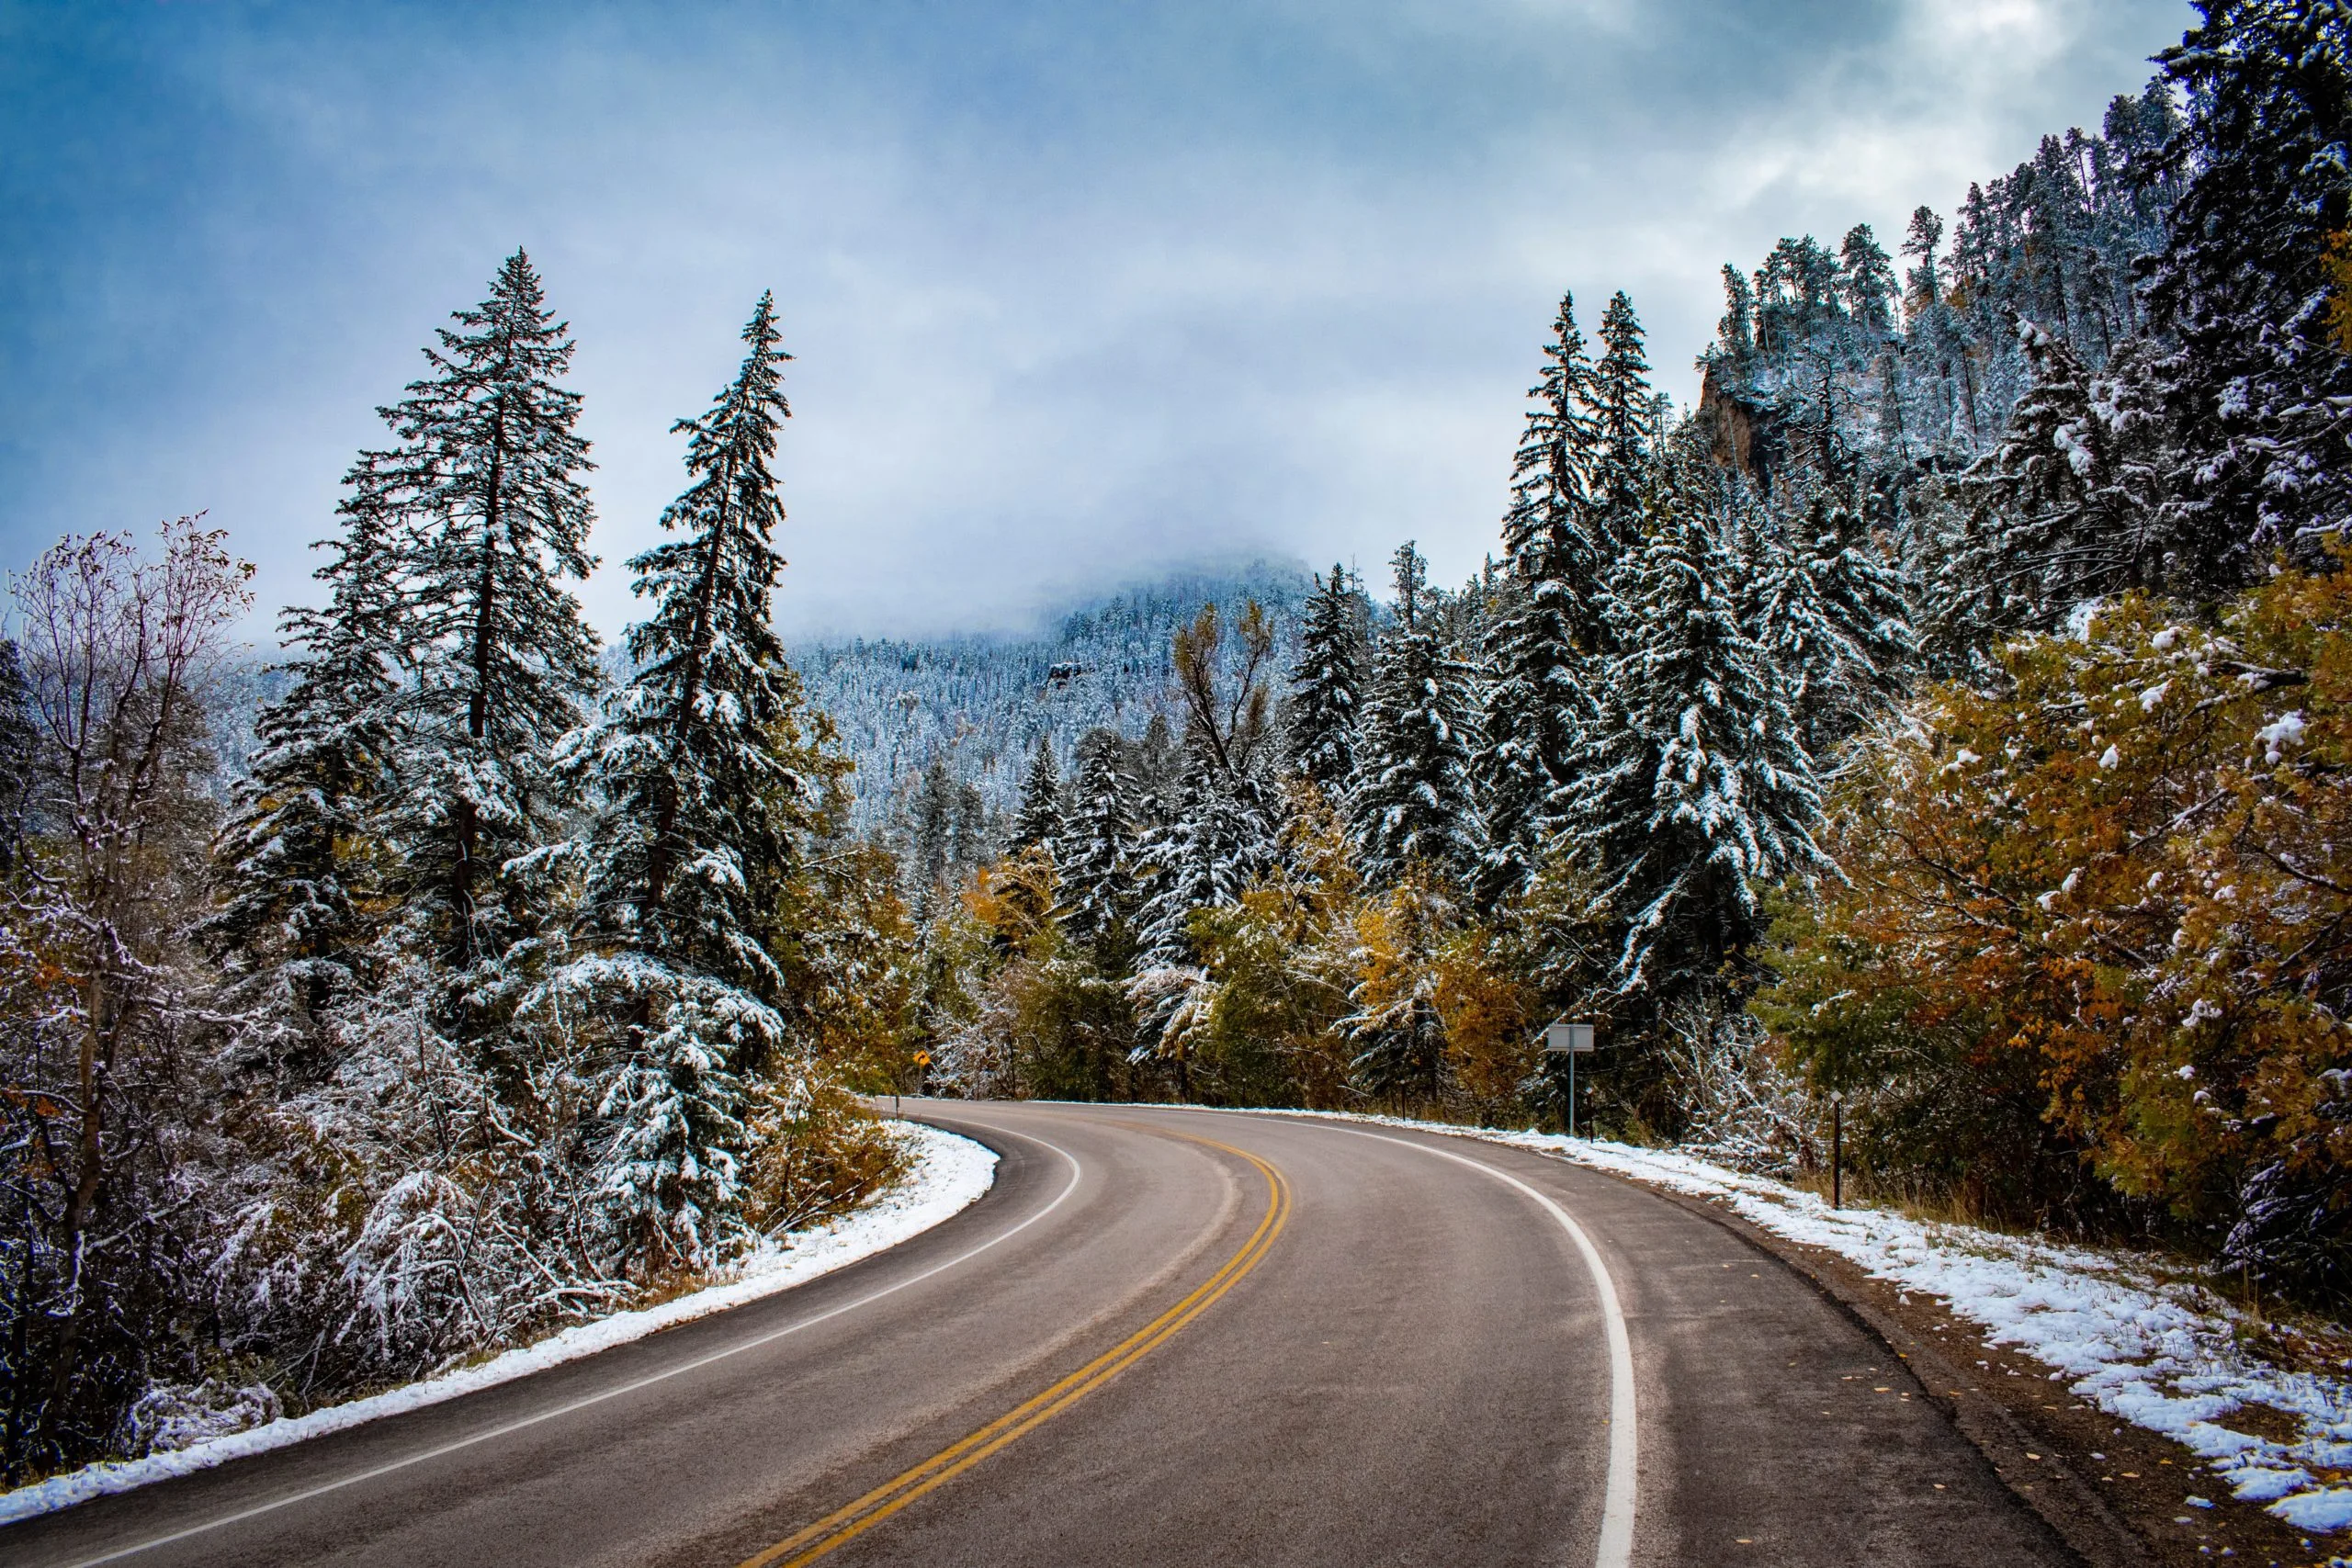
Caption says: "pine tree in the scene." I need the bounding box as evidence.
[1953,319,2171,633]
[1135,597,1285,975]
[1500,293,1607,641]
[1717,265,1758,364]
[1556,461,1826,1014]
[1479,297,1613,907]
[368,250,604,997]
[1353,543,1479,886]
[1838,224,1898,338]
[1010,737,1064,855]
[538,291,805,1272]
[1738,485,1914,758]
[1591,291,1655,525]
[902,757,992,908]
[201,479,402,1058]
[1059,728,1137,962]
[1128,712,1182,815]
[1284,564,1365,797]
[2145,1,2352,585]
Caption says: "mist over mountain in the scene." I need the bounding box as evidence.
[793,558,1316,835]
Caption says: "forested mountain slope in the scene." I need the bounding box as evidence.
[791,560,1312,836]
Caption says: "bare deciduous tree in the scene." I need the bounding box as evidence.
[1,517,250,1475]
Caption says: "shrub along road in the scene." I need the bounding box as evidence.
[1,1103,2074,1567]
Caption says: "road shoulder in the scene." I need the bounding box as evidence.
[1587,1167,2327,1568]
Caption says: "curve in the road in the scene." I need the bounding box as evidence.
[51,1125,1089,1568]
[738,1124,1289,1568]
[1309,1122,1636,1568]
[5,1100,2085,1568]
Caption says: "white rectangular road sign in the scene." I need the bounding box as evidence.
[1544,1021,1595,1054]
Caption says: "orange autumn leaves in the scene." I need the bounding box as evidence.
[1763,559,2352,1229]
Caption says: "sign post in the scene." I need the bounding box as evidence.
[1541,1021,1597,1137]
[900,1050,933,1120]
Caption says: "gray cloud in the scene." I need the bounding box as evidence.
[0,0,2192,641]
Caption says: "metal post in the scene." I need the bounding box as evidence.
[1568,1050,1577,1140]
[1831,1097,1843,1210]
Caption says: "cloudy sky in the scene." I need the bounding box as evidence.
[2,0,2191,641]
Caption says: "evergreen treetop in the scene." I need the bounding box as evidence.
[1353,543,1480,887]
[367,248,605,979]
[1011,737,1065,855]
[1284,563,1366,797]
[562,289,804,994]
[2146,0,2352,582]
[1591,291,1655,522]
[202,473,403,1052]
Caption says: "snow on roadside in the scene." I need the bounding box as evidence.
[1253,1107,2352,1535]
[0,1122,996,1528]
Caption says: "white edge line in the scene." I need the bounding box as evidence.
[1148,1107,1638,1568]
[44,1122,1084,1568]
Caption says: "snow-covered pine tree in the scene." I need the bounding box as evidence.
[900,756,994,913]
[368,250,604,1007]
[202,476,402,1064]
[1128,604,1286,1089]
[1127,767,1277,1100]
[2144,1,2352,588]
[1498,292,1607,640]
[1059,728,1137,963]
[1009,737,1064,856]
[1736,484,1914,759]
[1791,491,1916,735]
[1555,456,1826,1021]
[1838,224,1899,339]
[536,292,805,1273]
[1591,291,1655,525]
[1478,297,1611,907]
[1353,543,1479,887]
[1947,319,2170,642]
[1283,564,1365,798]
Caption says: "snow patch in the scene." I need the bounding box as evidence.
[2259,711,2307,764]
[0,1122,996,1527]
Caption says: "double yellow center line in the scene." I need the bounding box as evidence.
[734,1129,1292,1568]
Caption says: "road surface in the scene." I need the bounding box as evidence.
[1,1102,2075,1567]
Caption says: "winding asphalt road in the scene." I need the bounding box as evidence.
[1,1102,2075,1567]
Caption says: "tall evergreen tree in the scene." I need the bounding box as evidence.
[1737,486,1914,759]
[1499,293,1607,644]
[1479,297,1611,907]
[539,291,805,1271]
[1556,461,1825,1015]
[1353,543,1479,886]
[902,757,992,910]
[1059,728,1137,962]
[1135,599,1284,972]
[1953,320,2171,633]
[1838,224,1899,338]
[1010,738,1064,855]
[2144,0,2352,587]
[1591,291,1655,525]
[202,480,402,1057]
[1284,564,1365,797]
[368,250,604,996]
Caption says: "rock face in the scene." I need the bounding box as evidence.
[1698,362,1773,493]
